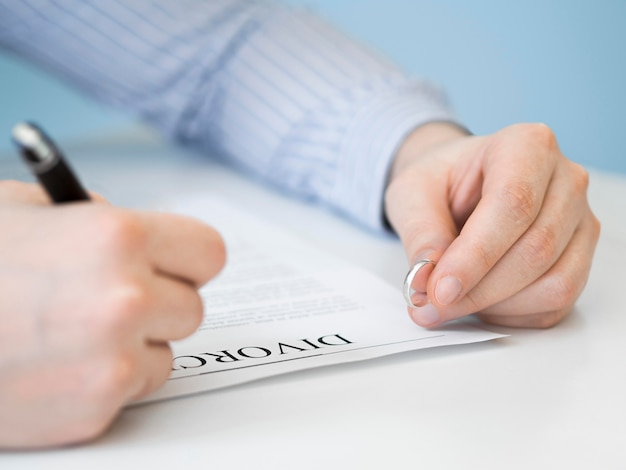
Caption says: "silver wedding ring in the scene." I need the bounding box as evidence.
[402,259,437,308]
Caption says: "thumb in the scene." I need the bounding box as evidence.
[385,160,458,312]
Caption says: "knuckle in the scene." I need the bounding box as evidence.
[91,209,147,256]
[536,310,568,329]
[500,181,538,224]
[519,122,558,150]
[477,310,566,329]
[570,163,590,193]
[138,346,174,398]
[591,214,601,239]
[95,281,151,334]
[546,273,580,312]
[468,239,499,273]
[463,288,489,314]
[522,225,558,267]
[538,308,570,329]
[113,281,151,317]
[523,310,567,329]
[91,352,138,402]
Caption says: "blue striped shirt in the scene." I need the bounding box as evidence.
[0,0,459,232]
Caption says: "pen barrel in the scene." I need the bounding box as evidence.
[36,158,90,203]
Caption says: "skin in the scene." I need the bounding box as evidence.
[0,121,599,448]
[0,181,225,448]
[385,122,600,329]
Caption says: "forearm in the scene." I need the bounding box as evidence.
[0,0,463,231]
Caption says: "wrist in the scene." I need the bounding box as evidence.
[389,122,470,181]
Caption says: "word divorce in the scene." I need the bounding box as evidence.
[171,334,354,373]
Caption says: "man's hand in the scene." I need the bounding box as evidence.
[385,122,600,329]
[0,181,225,448]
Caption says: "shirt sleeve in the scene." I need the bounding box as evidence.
[0,0,461,232]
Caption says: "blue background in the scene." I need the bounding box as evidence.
[1,0,624,173]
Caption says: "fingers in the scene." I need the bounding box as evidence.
[47,207,220,339]
[429,125,558,305]
[425,157,588,323]
[475,210,600,327]
[128,341,174,401]
[142,274,205,342]
[100,210,222,340]
[73,211,217,341]
[138,211,225,288]
[0,182,225,290]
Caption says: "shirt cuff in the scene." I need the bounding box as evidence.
[333,83,461,233]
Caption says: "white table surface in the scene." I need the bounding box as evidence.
[1,129,625,469]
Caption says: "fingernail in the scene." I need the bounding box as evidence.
[411,303,440,326]
[435,276,462,306]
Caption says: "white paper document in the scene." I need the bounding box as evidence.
[140,195,506,403]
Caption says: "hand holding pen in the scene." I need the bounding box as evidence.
[0,123,225,448]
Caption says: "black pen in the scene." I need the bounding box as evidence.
[11,122,90,203]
